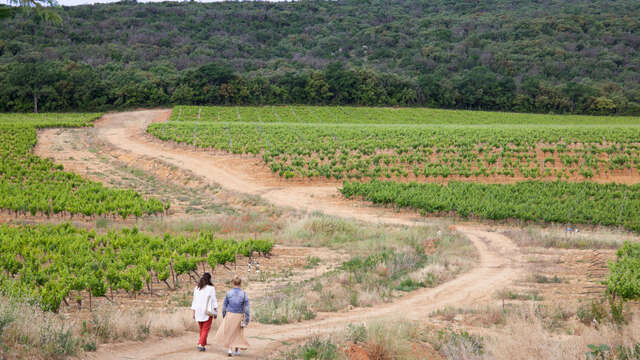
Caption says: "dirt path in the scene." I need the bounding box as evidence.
[88,227,520,360]
[60,110,523,359]
[91,110,436,226]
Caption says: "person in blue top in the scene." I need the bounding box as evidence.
[214,276,250,357]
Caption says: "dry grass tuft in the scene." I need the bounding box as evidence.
[88,305,194,341]
[502,227,629,250]
[482,305,640,360]
[0,296,195,359]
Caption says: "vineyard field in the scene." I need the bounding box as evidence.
[149,106,640,182]
[171,105,640,125]
[0,223,272,311]
[341,180,640,232]
[0,113,168,218]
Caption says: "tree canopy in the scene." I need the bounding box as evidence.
[1,0,639,114]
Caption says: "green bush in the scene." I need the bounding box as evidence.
[395,278,425,292]
[301,338,338,360]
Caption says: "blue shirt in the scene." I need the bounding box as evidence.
[222,288,250,323]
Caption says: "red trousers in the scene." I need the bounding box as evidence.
[198,316,213,346]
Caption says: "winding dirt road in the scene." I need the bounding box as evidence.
[58,110,523,359]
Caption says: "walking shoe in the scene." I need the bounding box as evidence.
[228,350,233,357]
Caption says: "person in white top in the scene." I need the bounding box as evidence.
[191,272,218,352]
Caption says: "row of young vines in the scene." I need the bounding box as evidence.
[340,180,640,232]
[171,105,640,125]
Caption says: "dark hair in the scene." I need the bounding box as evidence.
[198,272,213,290]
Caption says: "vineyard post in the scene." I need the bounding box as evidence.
[89,287,92,312]
[170,260,177,288]
[147,274,153,296]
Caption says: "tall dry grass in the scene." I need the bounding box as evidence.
[0,296,196,359]
[477,304,640,360]
[502,227,632,249]
[1,297,80,359]
[87,305,195,342]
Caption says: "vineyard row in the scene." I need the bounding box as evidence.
[340,180,640,232]
[171,105,640,125]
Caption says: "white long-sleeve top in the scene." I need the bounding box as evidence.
[191,285,217,322]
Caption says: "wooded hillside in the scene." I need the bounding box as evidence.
[1,0,638,114]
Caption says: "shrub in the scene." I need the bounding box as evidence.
[577,300,608,325]
[280,337,339,360]
[40,324,78,358]
[438,329,484,359]
[395,278,425,292]
[254,294,316,325]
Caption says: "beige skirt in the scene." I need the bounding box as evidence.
[214,312,249,349]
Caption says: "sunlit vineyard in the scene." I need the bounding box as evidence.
[0,113,168,218]
[149,106,640,182]
[0,223,272,312]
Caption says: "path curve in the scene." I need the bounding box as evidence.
[80,110,523,359]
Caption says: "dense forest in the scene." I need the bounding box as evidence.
[1,0,639,114]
